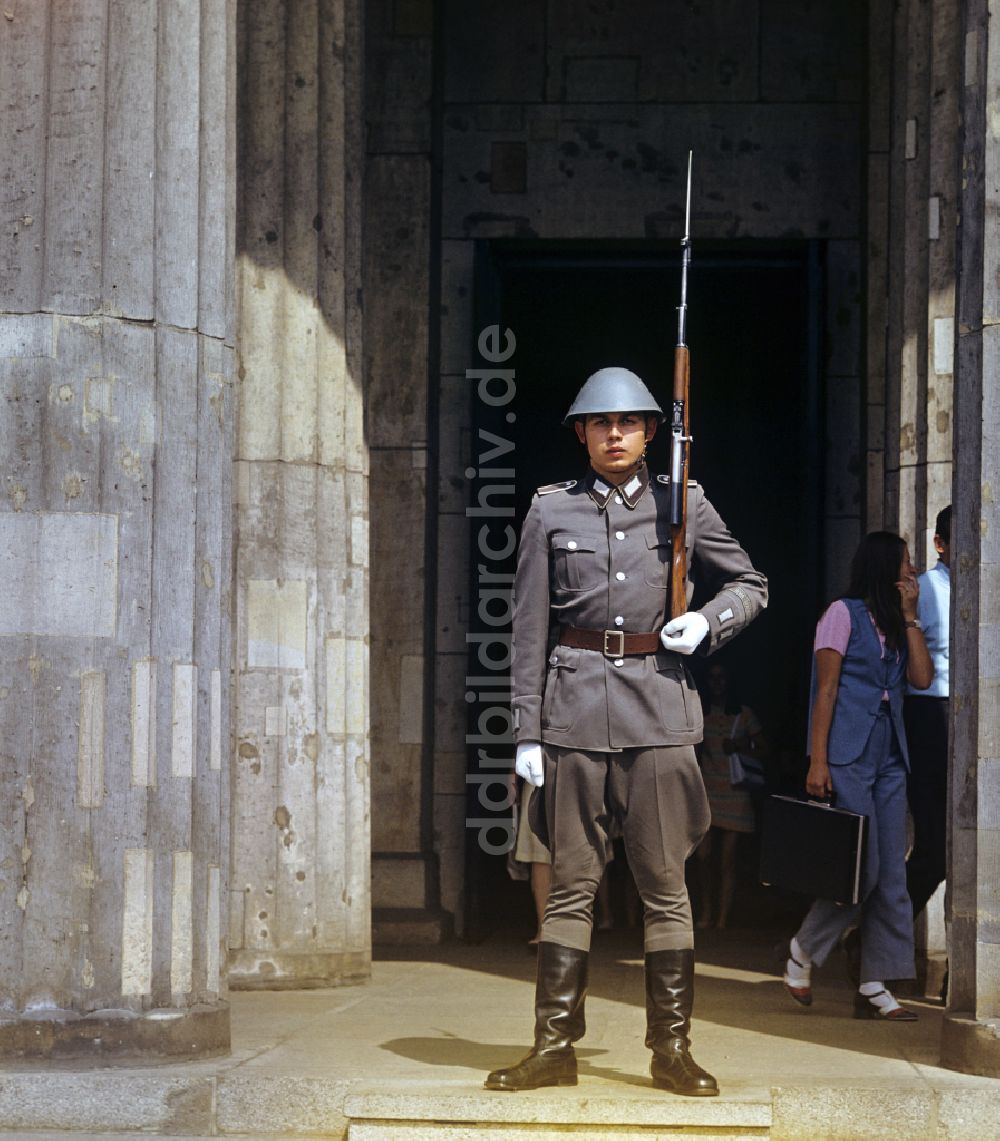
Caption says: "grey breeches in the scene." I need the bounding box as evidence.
[539,745,711,953]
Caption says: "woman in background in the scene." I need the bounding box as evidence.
[694,662,768,929]
[783,532,933,1020]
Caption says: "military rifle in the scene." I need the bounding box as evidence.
[669,151,693,619]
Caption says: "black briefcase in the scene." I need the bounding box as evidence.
[759,795,868,906]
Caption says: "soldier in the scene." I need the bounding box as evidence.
[484,367,767,1097]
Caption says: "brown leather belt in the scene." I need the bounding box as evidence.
[558,625,661,657]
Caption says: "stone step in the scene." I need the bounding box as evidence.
[373,907,454,946]
[4,1073,999,1138]
[0,1072,771,1136]
[344,1085,772,1138]
[0,1073,217,1136]
[1,1135,321,1141]
[349,1128,763,1140]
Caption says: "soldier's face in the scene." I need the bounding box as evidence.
[575,412,656,482]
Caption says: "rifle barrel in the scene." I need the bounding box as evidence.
[669,152,693,616]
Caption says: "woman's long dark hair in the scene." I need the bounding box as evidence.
[844,531,906,650]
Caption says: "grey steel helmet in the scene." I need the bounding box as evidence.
[562,366,664,424]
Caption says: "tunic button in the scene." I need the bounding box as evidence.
[614,658,624,667]
[614,616,624,626]
[615,530,625,540]
[615,571,626,581]
[567,540,577,550]
[614,495,623,504]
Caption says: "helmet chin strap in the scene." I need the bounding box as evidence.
[625,439,650,474]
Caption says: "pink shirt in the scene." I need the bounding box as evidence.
[814,600,886,656]
[814,599,892,698]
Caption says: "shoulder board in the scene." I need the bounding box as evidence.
[536,480,577,496]
[654,475,700,488]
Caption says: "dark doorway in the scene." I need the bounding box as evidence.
[464,240,824,941]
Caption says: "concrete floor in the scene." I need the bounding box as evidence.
[1,927,999,1138]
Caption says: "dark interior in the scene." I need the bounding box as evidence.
[465,240,826,939]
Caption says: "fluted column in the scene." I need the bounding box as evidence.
[230,0,370,988]
[0,0,235,1058]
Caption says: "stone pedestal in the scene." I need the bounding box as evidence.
[0,0,235,1058]
[229,0,371,988]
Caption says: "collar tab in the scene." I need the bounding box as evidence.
[586,465,649,509]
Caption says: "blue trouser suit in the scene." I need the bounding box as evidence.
[794,706,915,981]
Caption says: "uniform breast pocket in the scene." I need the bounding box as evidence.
[644,532,671,588]
[552,536,601,591]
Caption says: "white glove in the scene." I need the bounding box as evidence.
[660,611,710,656]
[515,742,545,787]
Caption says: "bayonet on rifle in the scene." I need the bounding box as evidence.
[669,152,693,619]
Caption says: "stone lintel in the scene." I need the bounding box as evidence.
[941,1011,1000,1077]
[0,1003,229,1061]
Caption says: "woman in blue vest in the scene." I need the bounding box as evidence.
[782,532,934,1019]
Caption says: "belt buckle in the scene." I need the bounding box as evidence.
[603,629,625,658]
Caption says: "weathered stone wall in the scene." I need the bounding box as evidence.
[230,0,370,987]
[870,0,958,560]
[863,0,960,1004]
[0,0,234,1057]
[428,0,868,930]
[940,0,1000,1076]
[364,0,453,939]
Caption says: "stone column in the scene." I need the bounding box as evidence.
[229,0,370,988]
[940,0,1000,1076]
[872,0,957,550]
[871,0,960,997]
[0,0,234,1058]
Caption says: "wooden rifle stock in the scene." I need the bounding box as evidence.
[669,343,690,620]
[670,149,693,621]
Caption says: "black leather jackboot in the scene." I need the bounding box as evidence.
[484,941,588,1091]
[645,948,719,1097]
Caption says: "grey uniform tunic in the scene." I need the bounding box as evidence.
[511,464,768,953]
[512,466,768,751]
